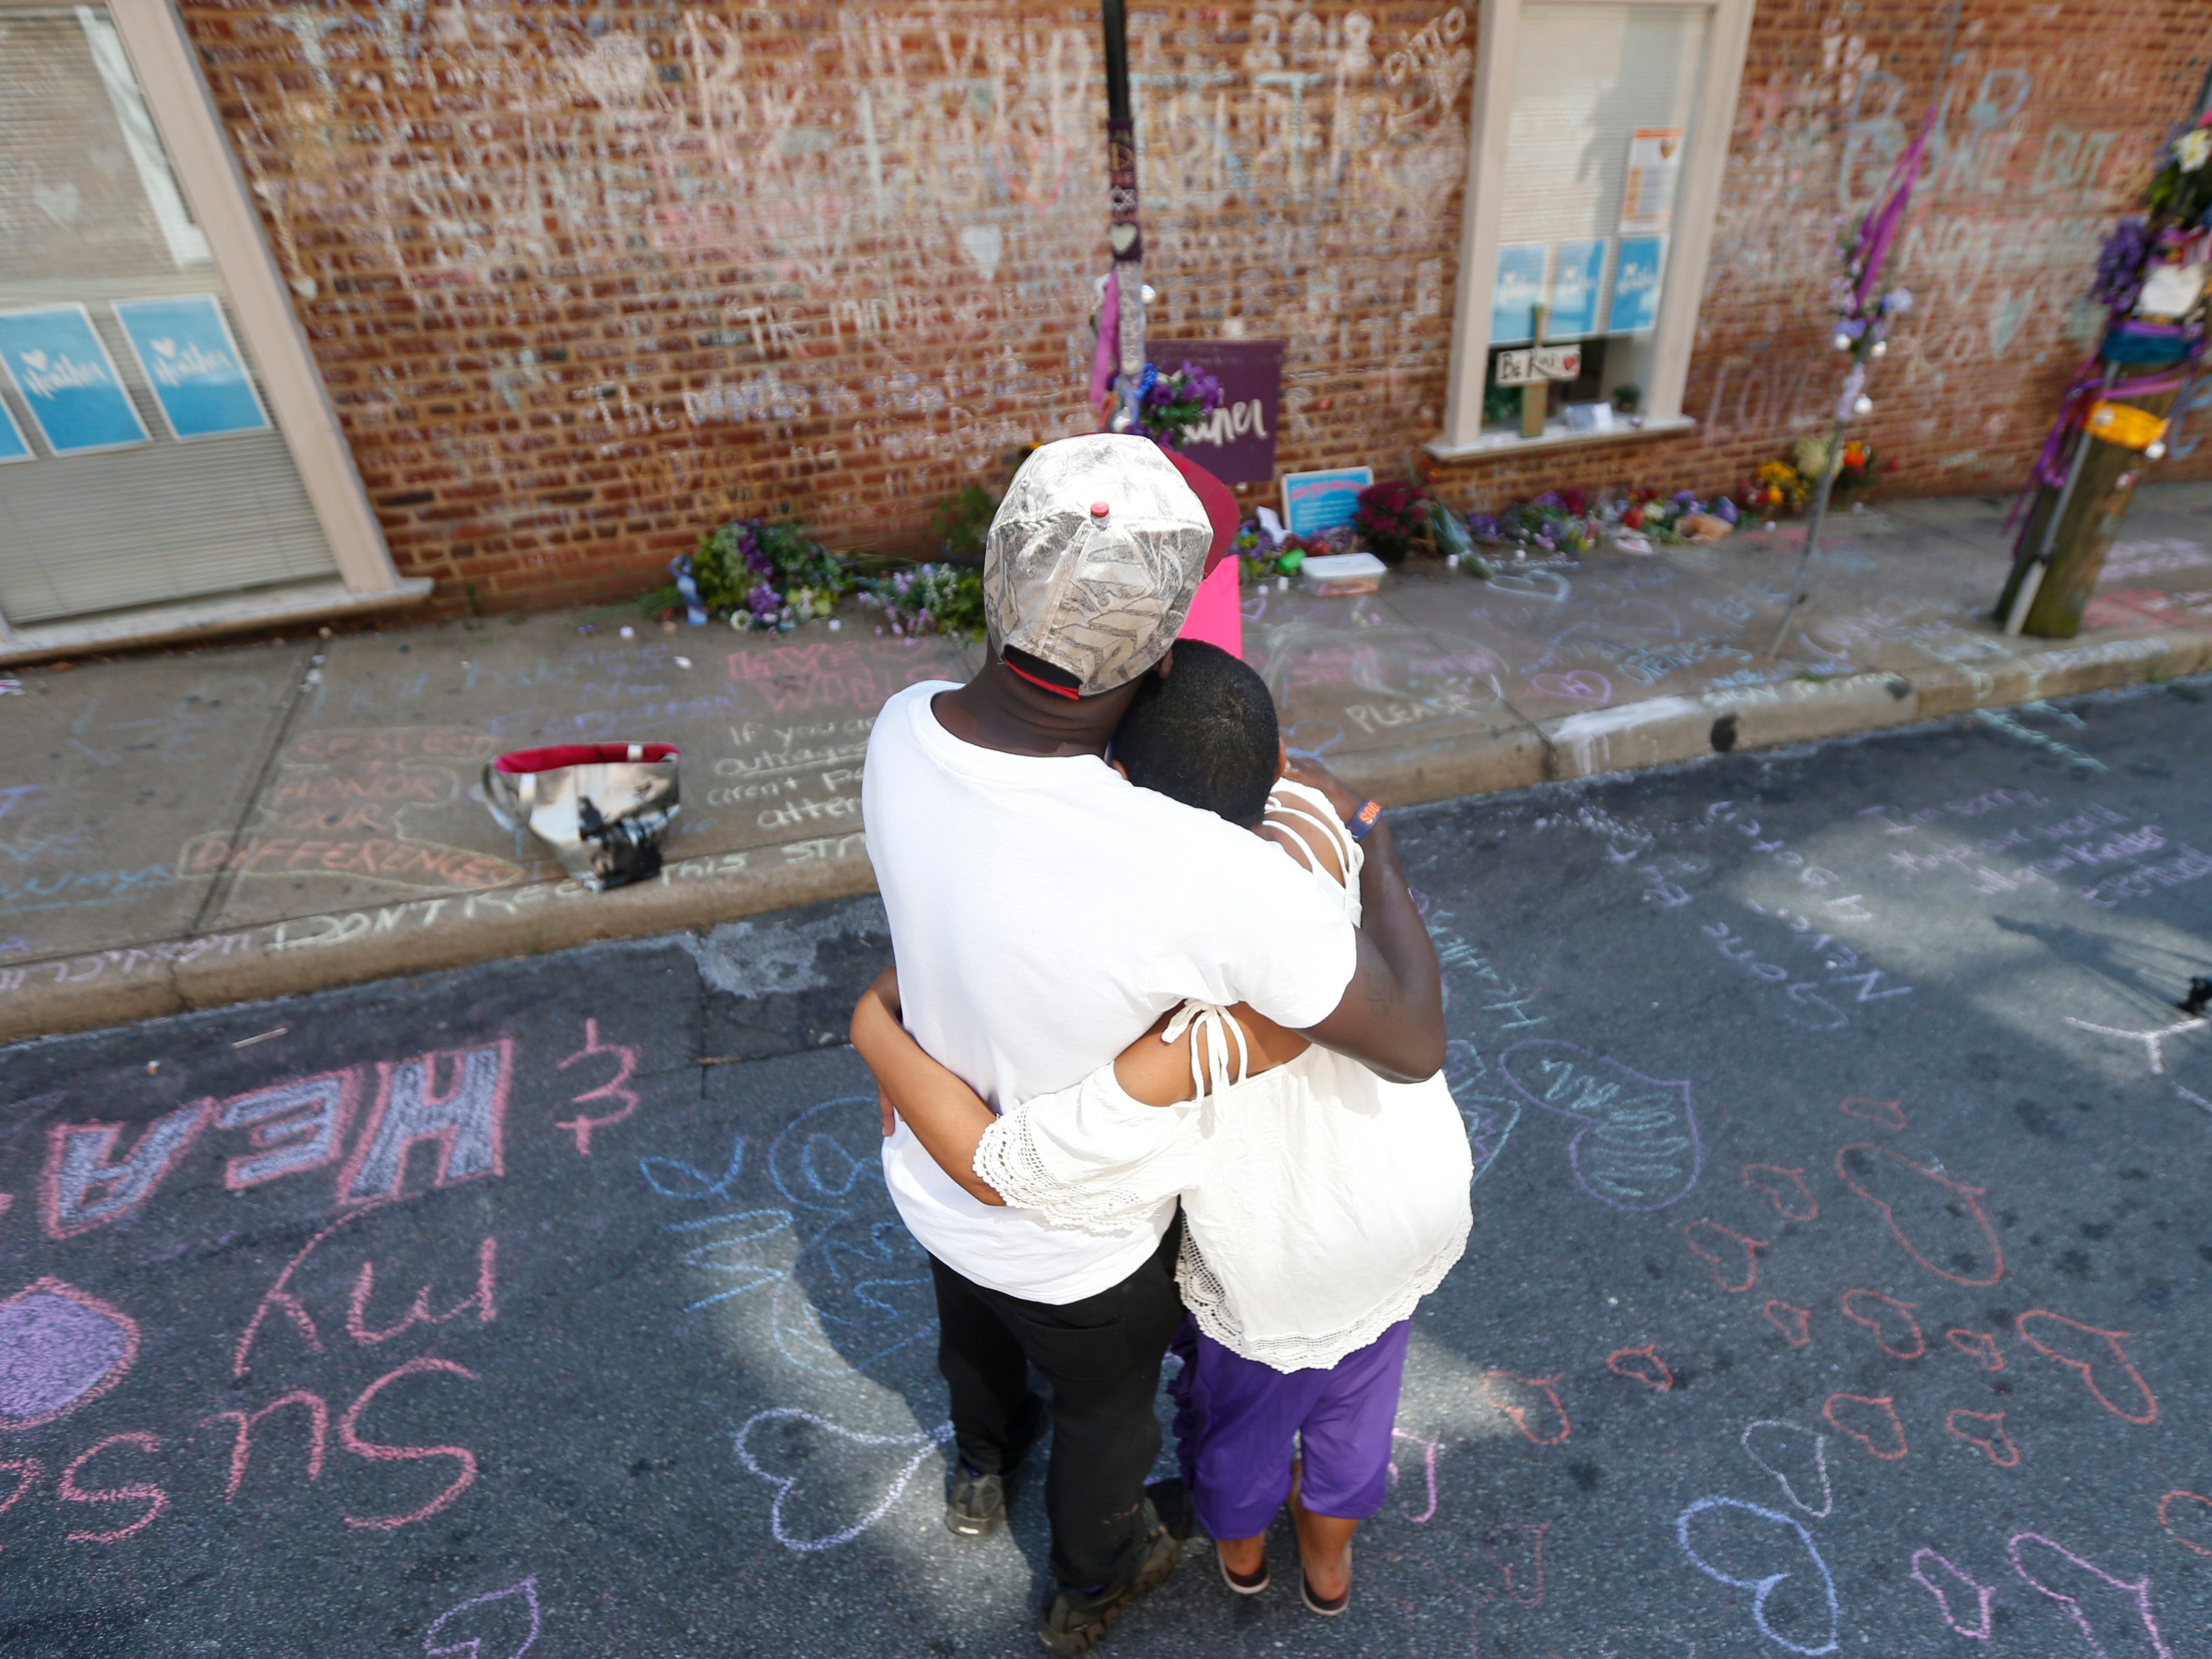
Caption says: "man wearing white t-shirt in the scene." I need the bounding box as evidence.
[863,435,1443,1654]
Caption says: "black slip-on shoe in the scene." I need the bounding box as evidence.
[946,1392,1050,1537]
[1217,1545,1269,1595]
[1036,1522,1184,1655]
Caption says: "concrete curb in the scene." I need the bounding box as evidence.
[5,626,2209,1046]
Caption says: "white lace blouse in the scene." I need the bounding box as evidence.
[973,781,1473,1371]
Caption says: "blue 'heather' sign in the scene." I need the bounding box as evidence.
[1549,238,1609,339]
[0,305,149,457]
[1610,236,1667,334]
[114,295,271,440]
[0,394,30,463]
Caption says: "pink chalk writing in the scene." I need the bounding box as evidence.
[218,1072,356,1190]
[205,1390,329,1502]
[1947,1329,2005,1371]
[2014,1310,2158,1425]
[41,1102,209,1239]
[1910,1548,1995,1639]
[1387,1429,1440,1524]
[2156,1491,2212,1556]
[2008,1532,2174,1659]
[1763,1300,1813,1346]
[1837,1096,1907,1130]
[1741,1162,1819,1221]
[0,1456,42,1547]
[346,1238,498,1345]
[1681,1219,1767,1291]
[337,1357,482,1530]
[555,1019,640,1156]
[1822,1392,1907,1461]
[0,1278,141,1429]
[57,1431,167,1542]
[1483,1520,1549,1606]
[233,1206,381,1378]
[1944,1409,2019,1467]
[1607,1344,1674,1391]
[339,1042,512,1204]
[1480,1372,1570,1445]
[1839,1289,1925,1360]
[1834,1142,2005,1287]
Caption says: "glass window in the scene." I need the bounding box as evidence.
[0,4,337,625]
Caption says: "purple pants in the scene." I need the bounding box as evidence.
[1167,1315,1411,1541]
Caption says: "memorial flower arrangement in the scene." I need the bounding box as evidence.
[1133,359,1226,449]
[1748,460,1810,515]
[1465,486,1738,557]
[1235,517,1349,583]
[1794,434,1880,499]
[1352,479,1435,564]
[659,517,853,631]
[859,562,987,640]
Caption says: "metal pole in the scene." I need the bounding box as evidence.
[1765,418,1850,656]
[1101,0,1144,433]
[2001,362,2116,635]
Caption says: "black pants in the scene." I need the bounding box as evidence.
[929,1214,1185,1592]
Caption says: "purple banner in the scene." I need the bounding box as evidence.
[1151,338,1283,484]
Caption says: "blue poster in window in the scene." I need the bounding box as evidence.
[114,295,272,441]
[0,305,150,456]
[1491,244,1549,346]
[1281,466,1373,536]
[0,396,29,463]
[1549,238,1608,339]
[1610,236,1668,334]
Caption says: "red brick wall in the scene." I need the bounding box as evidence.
[182,2,2212,615]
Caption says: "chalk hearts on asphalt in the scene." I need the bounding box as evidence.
[733,1409,955,1552]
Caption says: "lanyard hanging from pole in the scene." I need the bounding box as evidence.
[1101,0,1145,433]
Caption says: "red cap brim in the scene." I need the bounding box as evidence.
[1161,448,1240,577]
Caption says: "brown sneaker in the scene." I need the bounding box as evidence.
[1036,1521,1183,1655]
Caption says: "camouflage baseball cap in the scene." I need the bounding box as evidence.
[984,434,1214,696]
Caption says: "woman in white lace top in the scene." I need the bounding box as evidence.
[850,642,1469,1616]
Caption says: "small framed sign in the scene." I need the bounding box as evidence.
[1281,466,1372,536]
[114,295,271,441]
[0,304,150,457]
[1149,338,1284,484]
[1494,345,1582,387]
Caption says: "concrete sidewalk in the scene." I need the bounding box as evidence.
[6,484,2210,1043]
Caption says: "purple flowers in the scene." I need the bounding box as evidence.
[2093,219,2152,311]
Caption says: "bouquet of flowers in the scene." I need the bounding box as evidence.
[1133,359,1226,449]
[672,517,852,632]
[858,563,986,640]
[2146,113,2212,232]
[1467,489,1600,556]
[1353,479,1433,564]
[1619,488,1738,544]
[1746,461,1809,516]
[1793,434,1880,498]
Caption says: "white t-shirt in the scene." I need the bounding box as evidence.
[974,782,1473,1370]
[863,681,1358,1303]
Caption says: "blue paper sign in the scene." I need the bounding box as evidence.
[1281,466,1373,537]
[1491,244,1549,346]
[1610,236,1668,334]
[0,305,149,457]
[114,295,271,440]
[0,396,30,463]
[1549,238,1609,339]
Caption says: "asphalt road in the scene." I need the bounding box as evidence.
[3,679,2209,1659]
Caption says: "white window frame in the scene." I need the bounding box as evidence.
[1431,0,1754,458]
[0,0,425,661]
